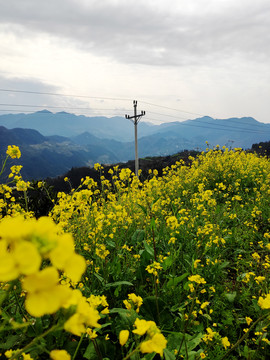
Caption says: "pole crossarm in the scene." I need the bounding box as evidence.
[125,111,145,122]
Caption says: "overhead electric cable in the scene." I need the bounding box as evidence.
[139,100,205,117]
[146,110,267,132]
[0,87,266,132]
[0,88,131,102]
[141,101,266,130]
[145,116,267,134]
[0,103,129,112]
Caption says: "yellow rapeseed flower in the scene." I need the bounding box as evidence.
[133,318,156,336]
[258,293,270,309]
[6,145,21,159]
[0,239,41,282]
[124,293,143,313]
[140,333,167,356]
[23,267,72,317]
[50,350,71,360]
[221,336,230,349]
[119,330,129,346]
[188,274,206,284]
[63,290,100,336]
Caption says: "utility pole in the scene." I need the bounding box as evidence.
[125,100,145,177]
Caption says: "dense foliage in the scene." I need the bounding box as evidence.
[1,145,270,359]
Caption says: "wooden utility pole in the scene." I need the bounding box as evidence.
[125,100,145,177]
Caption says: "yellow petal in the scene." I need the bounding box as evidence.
[119,330,129,346]
[23,267,59,293]
[64,253,86,283]
[14,241,41,275]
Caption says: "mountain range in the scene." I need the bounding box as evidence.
[0,111,269,180]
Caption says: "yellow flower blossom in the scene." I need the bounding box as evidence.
[63,290,100,336]
[140,333,167,356]
[23,267,72,317]
[201,301,210,309]
[145,262,162,277]
[202,328,216,343]
[258,293,270,309]
[188,274,206,284]
[133,318,156,336]
[50,350,71,360]
[16,180,30,192]
[119,330,129,346]
[6,145,21,159]
[86,328,98,339]
[221,336,230,349]
[123,293,143,313]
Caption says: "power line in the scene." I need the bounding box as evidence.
[186,118,267,133]
[0,101,264,132]
[145,116,267,134]
[145,109,268,133]
[0,109,125,118]
[0,88,209,118]
[0,106,267,134]
[147,109,266,130]
[139,100,205,117]
[0,103,129,112]
[0,88,131,102]
[0,87,267,133]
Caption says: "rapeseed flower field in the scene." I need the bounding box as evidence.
[0,145,270,359]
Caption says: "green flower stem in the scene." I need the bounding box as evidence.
[23,189,29,212]
[151,225,157,262]
[220,312,269,360]
[176,285,199,359]
[72,333,84,360]
[92,338,103,360]
[12,287,28,321]
[9,323,62,359]
[0,281,15,307]
[154,278,161,326]
[122,345,140,360]
[0,155,8,177]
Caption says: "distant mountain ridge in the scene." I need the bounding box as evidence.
[0,110,269,146]
[0,111,270,180]
[0,110,155,141]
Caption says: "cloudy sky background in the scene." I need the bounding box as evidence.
[0,0,269,124]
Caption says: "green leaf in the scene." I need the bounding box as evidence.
[94,273,105,285]
[83,342,98,360]
[143,240,154,258]
[83,338,115,359]
[220,261,230,269]
[225,292,237,303]
[137,203,148,215]
[109,307,130,314]
[164,348,176,360]
[162,256,173,270]
[105,281,133,288]
[131,229,145,244]
[166,273,189,289]
[106,240,116,248]
[138,353,156,360]
[0,335,22,350]
[109,308,137,326]
[0,289,7,306]
[187,332,202,351]
[150,217,156,230]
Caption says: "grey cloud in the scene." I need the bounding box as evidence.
[1,0,270,66]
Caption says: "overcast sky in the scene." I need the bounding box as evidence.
[0,0,269,124]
